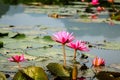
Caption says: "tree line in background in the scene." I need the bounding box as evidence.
[1,0,109,5]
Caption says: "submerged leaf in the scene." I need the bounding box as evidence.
[42,35,53,41]
[0,32,8,37]
[11,33,26,39]
[96,71,120,80]
[0,41,3,48]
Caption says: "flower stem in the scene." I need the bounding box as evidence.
[17,62,21,69]
[73,49,77,60]
[62,44,66,67]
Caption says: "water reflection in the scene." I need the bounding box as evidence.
[62,19,120,41]
[0,4,120,42]
[0,5,65,27]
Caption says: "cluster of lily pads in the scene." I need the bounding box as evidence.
[0,30,110,80]
[0,29,120,80]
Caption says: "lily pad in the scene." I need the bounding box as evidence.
[92,41,120,50]
[13,66,48,80]
[46,63,70,78]
[42,35,53,42]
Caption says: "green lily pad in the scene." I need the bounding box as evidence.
[42,35,53,42]
[13,66,48,80]
[46,63,70,78]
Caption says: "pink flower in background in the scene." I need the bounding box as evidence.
[67,40,89,59]
[52,31,75,44]
[8,54,26,68]
[90,0,99,6]
[8,54,26,63]
[92,57,105,67]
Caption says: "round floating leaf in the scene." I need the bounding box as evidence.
[13,66,48,80]
[23,66,48,80]
[46,63,70,77]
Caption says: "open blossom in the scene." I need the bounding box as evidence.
[92,57,105,67]
[52,31,75,44]
[90,0,99,6]
[67,40,89,52]
[67,40,89,60]
[8,54,26,63]
[52,31,75,67]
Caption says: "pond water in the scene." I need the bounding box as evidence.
[0,4,120,79]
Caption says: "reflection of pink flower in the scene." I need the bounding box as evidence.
[78,76,86,80]
[52,31,75,44]
[96,6,105,12]
[8,54,25,63]
[81,0,85,2]
[90,14,98,19]
[90,0,99,6]
[92,57,105,67]
[67,40,89,59]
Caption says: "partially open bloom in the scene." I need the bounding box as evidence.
[67,40,89,59]
[52,31,75,45]
[90,0,99,6]
[8,54,26,63]
[67,40,89,51]
[92,57,105,67]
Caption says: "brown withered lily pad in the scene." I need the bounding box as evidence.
[96,71,120,80]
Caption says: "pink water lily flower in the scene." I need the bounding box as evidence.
[8,54,26,68]
[92,57,105,67]
[90,0,99,6]
[52,31,75,45]
[67,40,89,60]
[52,31,75,67]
